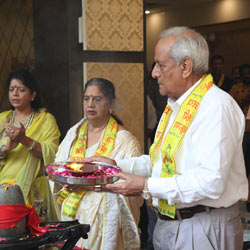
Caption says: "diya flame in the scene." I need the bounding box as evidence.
[67,162,85,171]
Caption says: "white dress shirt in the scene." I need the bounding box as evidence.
[117,78,248,209]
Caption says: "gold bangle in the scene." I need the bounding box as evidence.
[26,140,36,151]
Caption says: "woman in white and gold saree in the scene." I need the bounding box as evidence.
[54,78,143,250]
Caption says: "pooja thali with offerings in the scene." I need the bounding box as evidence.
[45,161,121,186]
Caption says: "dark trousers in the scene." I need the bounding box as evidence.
[243,132,250,176]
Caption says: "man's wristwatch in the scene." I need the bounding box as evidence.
[141,178,151,200]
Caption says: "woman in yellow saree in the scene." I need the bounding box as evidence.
[0,69,60,221]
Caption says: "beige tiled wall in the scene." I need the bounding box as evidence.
[81,0,143,51]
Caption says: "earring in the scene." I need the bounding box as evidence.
[109,109,112,114]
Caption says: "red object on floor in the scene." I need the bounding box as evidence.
[48,241,90,249]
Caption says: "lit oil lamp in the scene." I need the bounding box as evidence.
[67,162,85,171]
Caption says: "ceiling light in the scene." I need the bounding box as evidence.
[145,10,150,14]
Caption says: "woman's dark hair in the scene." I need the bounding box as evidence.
[84,78,115,103]
[84,78,123,125]
[7,69,44,111]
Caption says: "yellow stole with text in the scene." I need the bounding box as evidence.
[149,74,213,218]
[60,116,118,218]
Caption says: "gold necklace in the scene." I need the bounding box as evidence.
[10,110,35,129]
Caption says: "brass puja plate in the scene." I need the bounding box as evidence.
[45,161,121,186]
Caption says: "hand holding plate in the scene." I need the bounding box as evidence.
[104,172,145,197]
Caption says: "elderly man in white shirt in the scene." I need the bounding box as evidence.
[87,26,248,250]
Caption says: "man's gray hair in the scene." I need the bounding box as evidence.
[159,26,209,75]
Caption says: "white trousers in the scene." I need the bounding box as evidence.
[153,203,243,250]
